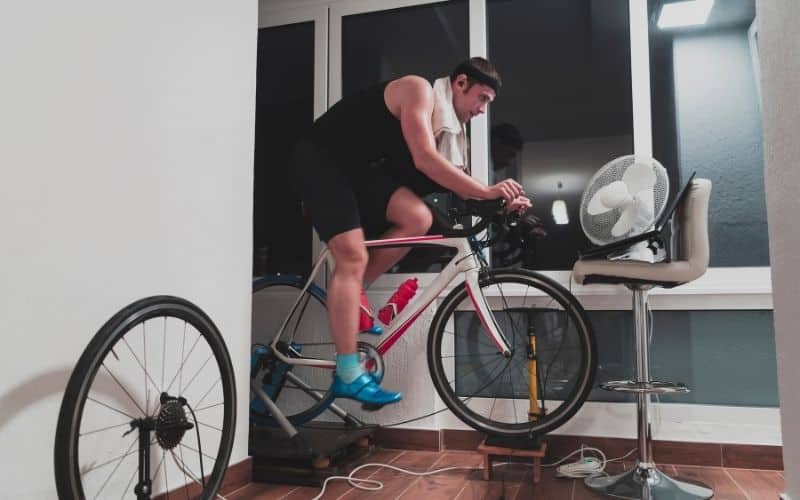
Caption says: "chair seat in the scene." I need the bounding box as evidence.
[572,259,704,288]
[573,178,711,288]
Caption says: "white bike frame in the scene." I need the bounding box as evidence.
[269,234,512,368]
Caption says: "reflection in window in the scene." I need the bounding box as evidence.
[342,1,469,273]
[487,0,634,270]
[649,0,768,267]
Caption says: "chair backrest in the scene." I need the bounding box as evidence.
[674,178,712,281]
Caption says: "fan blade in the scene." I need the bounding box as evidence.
[587,181,631,215]
[634,189,655,223]
[622,161,657,194]
[611,204,638,237]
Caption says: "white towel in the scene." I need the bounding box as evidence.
[431,77,469,174]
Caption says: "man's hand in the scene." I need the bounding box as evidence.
[486,179,525,203]
[507,195,532,214]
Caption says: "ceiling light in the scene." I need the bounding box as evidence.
[657,0,714,29]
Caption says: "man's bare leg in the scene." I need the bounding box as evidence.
[327,228,402,405]
[327,228,368,355]
[363,187,433,284]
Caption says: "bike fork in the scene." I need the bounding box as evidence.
[463,269,513,356]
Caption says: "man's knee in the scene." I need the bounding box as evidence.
[405,204,433,235]
[329,235,369,275]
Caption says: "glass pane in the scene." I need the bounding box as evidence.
[253,23,314,277]
[341,1,468,273]
[649,0,768,266]
[587,310,778,406]
[487,0,634,270]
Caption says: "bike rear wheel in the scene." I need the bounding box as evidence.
[54,296,236,500]
[427,269,596,437]
[251,276,335,426]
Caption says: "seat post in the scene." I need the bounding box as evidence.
[632,286,654,469]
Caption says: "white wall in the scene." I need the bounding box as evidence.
[0,0,257,497]
[757,1,800,497]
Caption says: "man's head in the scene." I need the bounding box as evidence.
[449,57,501,123]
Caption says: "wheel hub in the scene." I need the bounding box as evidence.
[156,397,193,450]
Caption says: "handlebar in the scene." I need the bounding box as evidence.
[439,198,510,238]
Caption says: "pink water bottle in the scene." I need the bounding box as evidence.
[378,278,418,325]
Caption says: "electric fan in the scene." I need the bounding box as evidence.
[579,156,669,261]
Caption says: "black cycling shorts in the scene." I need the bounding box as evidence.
[288,138,424,242]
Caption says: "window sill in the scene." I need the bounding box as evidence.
[368,266,772,310]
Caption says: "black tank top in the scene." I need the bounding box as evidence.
[311,81,414,172]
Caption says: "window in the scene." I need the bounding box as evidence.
[487,0,634,270]
[649,0,767,266]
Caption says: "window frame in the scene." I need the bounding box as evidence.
[259,0,772,312]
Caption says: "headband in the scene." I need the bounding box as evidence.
[450,62,501,93]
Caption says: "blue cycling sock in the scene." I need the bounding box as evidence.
[336,353,364,384]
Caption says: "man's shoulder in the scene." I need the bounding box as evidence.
[388,75,434,108]
[391,75,433,93]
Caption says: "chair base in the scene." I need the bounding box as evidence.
[584,462,713,499]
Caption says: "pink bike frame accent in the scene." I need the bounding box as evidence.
[269,235,512,369]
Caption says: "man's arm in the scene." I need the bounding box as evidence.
[392,76,521,201]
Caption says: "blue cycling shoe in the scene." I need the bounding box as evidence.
[332,372,402,409]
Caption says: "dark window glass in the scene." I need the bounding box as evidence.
[454,308,778,407]
[589,309,778,406]
[649,0,767,266]
[341,1,468,273]
[487,0,634,270]
[253,23,314,277]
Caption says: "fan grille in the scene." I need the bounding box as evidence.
[579,155,669,245]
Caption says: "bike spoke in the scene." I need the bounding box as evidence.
[101,364,147,417]
[80,421,133,437]
[194,402,224,413]
[87,396,138,421]
[180,321,188,396]
[170,450,206,495]
[197,420,223,433]
[179,353,214,397]
[121,337,163,410]
[178,446,190,500]
[443,328,498,350]
[88,436,138,500]
[143,322,149,416]
[179,442,217,464]
[162,317,168,396]
[82,436,138,477]
[150,451,167,498]
[194,378,221,410]
[163,448,170,500]
[119,461,138,500]
[164,332,203,396]
[440,351,501,360]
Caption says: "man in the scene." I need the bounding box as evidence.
[290,57,531,407]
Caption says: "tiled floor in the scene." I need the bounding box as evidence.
[227,448,785,499]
